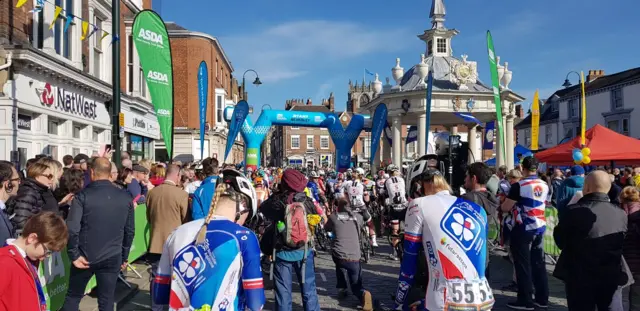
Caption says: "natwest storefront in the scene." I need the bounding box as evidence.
[0,62,111,166]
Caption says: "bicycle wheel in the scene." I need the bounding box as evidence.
[360,227,371,263]
[316,227,328,251]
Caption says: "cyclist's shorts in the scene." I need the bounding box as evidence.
[390,208,407,223]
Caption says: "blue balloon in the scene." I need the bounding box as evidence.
[573,150,584,162]
[573,148,581,155]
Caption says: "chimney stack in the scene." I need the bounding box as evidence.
[306,98,312,105]
[587,69,605,83]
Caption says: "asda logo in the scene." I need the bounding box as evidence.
[147,70,169,83]
[157,109,171,116]
[138,28,163,45]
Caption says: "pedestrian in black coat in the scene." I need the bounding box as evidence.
[6,162,58,234]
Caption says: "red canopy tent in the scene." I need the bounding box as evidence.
[535,124,640,165]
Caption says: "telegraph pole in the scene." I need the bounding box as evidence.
[111,0,122,166]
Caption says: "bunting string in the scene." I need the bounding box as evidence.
[17,0,114,43]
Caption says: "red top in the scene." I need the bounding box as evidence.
[0,245,43,311]
[149,176,165,187]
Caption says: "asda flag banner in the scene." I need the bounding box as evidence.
[133,10,174,159]
[225,100,250,161]
[369,103,387,166]
[486,31,506,159]
[198,61,208,160]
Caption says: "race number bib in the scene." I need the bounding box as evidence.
[445,278,494,310]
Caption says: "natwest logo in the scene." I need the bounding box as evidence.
[138,28,163,46]
[41,83,54,106]
[40,83,98,120]
[147,71,169,84]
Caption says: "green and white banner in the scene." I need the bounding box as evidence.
[133,10,174,159]
[486,31,506,159]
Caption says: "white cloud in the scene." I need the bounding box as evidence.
[220,20,411,83]
[314,82,332,104]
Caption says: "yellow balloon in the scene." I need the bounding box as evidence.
[583,156,591,165]
[581,147,591,156]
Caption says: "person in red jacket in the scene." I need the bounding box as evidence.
[0,211,68,311]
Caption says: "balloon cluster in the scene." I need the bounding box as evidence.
[572,147,591,165]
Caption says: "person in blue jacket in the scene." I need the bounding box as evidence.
[307,171,321,203]
[192,157,220,220]
[556,165,585,219]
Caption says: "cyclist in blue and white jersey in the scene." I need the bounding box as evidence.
[152,169,265,311]
[393,155,494,311]
[191,157,220,220]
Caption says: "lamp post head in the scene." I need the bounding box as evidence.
[252,77,262,86]
[562,79,572,88]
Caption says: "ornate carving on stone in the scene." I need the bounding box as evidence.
[449,54,478,90]
[466,97,475,111]
[452,96,462,111]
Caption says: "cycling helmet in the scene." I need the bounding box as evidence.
[386,164,400,173]
[355,167,365,175]
[220,169,258,220]
[310,171,319,178]
[406,154,442,196]
[337,173,345,180]
[318,170,325,176]
[383,173,390,179]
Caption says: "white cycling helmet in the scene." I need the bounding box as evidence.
[220,169,258,220]
[355,167,365,175]
[406,154,441,197]
[386,164,400,173]
[318,170,325,176]
[310,171,319,178]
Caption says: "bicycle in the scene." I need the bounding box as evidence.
[360,222,372,263]
[314,219,330,251]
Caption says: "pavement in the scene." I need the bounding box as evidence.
[78,242,568,311]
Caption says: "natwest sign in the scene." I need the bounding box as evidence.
[40,83,98,120]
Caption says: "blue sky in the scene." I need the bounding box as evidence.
[154,0,640,116]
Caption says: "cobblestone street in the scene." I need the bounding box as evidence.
[105,242,569,311]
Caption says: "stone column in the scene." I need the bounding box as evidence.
[506,108,515,169]
[382,138,391,166]
[468,125,478,163]
[392,116,402,168]
[496,121,505,168]
[417,112,427,156]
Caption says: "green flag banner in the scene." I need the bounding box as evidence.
[133,10,174,159]
[486,31,506,160]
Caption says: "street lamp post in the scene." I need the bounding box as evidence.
[111,0,121,166]
[241,69,262,101]
[562,71,582,139]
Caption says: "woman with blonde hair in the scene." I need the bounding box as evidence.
[6,161,60,234]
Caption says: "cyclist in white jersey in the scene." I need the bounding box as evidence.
[393,161,494,311]
[346,168,378,247]
[384,164,407,260]
[152,169,265,311]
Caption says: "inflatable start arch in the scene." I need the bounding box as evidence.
[224,107,365,172]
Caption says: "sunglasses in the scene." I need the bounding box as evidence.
[40,174,55,180]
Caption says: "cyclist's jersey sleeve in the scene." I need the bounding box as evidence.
[152,218,265,311]
[394,192,494,310]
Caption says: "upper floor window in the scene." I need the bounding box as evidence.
[568,99,578,118]
[216,95,223,124]
[545,125,552,144]
[524,129,531,147]
[551,102,558,112]
[307,136,314,149]
[291,135,300,149]
[54,0,73,60]
[127,34,134,93]
[436,38,447,54]
[92,14,104,79]
[427,40,433,56]
[623,118,630,136]
[612,88,623,110]
[320,136,329,149]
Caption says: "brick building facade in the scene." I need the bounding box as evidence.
[166,22,243,164]
[269,95,336,168]
[0,0,165,164]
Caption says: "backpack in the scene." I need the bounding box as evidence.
[282,201,312,249]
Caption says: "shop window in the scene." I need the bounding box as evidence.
[92,130,99,142]
[47,145,58,159]
[93,14,104,79]
[48,120,59,135]
[407,141,415,155]
[54,0,73,60]
[73,125,81,139]
[72,148,80,156]
[127,34,134,93]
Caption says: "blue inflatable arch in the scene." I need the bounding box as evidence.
[224,107,366,172]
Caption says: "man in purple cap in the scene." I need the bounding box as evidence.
[260,168,321,311]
